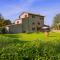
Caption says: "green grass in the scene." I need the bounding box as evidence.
[0,32,60,60]
[1,32,60,41]
[3,32,44,41]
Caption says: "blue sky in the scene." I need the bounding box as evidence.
[0,0,60,26]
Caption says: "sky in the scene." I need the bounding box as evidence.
[0,0,60,26]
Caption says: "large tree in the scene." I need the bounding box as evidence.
[0,13,12,27]
[0,13,5,27]
[4,19,11,25]
[52,14,60,29]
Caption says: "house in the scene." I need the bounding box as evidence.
[5,12,45,33]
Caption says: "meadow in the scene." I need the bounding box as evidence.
[0,32,60,60]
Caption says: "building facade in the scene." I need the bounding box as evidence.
[6,12,44,33]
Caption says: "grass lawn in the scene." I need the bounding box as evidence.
[0,32,60,60]
[1,32,60,41]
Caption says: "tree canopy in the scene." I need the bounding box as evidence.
[52,14,60,29]
[4,20,11,25]
[0,13,5,27]
[0,13,11,27]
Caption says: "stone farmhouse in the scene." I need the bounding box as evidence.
[5,12,45,33]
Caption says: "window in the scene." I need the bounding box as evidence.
[17,21,19,24]
[38,22,40,25]
[32,27,35,30]
[25,15,27,17]
[40,17,42,20]
[37,27,41,31]
[32,15,35,18]
[40,17,44,20]
[32,22,35,25]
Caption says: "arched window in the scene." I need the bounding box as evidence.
[17,21,19,24]
[25,15,27,17]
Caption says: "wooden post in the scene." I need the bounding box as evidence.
[42,26,50,40]
[44,31,49,39]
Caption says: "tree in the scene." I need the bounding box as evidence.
[0,13,12,27]
[1,28,6,34]
[4,20,11,25]
[0,13,5,27]
[52,14,60,29]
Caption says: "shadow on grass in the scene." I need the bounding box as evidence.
[0,35,30,49]
[2,34,20,38]
[49,36,56,37]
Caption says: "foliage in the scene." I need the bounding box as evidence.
[52,14,60,29]
[0,32,60,60]
[0,13,11,27]
[1,28,6,34]
[0,14,5,27]
[4,20,11,25]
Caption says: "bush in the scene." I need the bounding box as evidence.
[1,28,6,34]
[0,27,2,34]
